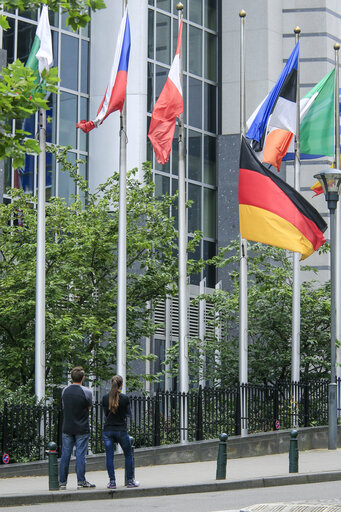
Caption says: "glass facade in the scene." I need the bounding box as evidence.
[2,7,89,201]
[147,0,218,288]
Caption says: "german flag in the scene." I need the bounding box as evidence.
[239,137,327,259]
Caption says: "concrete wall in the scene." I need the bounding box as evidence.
[0,425,337,478]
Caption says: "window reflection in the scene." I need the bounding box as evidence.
[147,62,154,113]
[20,9,37,21]
[205,0,217,30]
[156,12,171,64]
[58,152,76,204]
[18,155,34,194]
[189,77,202,129]
[81,40,88,93]
[189,25,202,76]
[204,188,215,238]
[61,34,79,90]
[59,91,77,147]
[204,83,216,133]
[205,32,217,81]
[188,183,201,233]
[203,240,216,287]
[157,0,171,11]
[189,0,202,25]
[148,10,154,59]
[204,136,216,185]
[188,130,202,181]
[155,173,170,196]
[18,21,36,62]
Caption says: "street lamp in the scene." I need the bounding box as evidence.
[314,169,341,449]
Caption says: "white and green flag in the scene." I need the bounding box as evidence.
[26,4,53,75]
[300,68,335,157]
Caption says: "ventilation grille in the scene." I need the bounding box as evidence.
[154,296,217,340]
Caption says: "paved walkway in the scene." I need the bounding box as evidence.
[1,448,341,508]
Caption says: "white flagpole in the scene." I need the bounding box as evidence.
[176,2,188,444]
[291,27,301,428]
[239,9,248,438]
[292,27,301,402]
[35,108,46,401]
[334,43,341,394]
[199,277,206,388]
[116,0,128,392]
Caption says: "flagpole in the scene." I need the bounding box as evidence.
[334,44,341,395]
[117,0,128,392]
[239,9,248,438]
[292,27,301,427]
[176,2,188,444]
[35,107,46,401]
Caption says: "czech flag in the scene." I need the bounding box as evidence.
[148,20,183,165]
[239,137,327,260]
[77,9,131,133]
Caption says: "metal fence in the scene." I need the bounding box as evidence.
[0,380,333,464]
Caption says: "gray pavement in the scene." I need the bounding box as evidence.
[1,448,341,509]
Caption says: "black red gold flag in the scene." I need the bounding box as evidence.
[238,137,327,259]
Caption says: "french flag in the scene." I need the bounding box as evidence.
[148,20,183,165]
[77,9,131,133]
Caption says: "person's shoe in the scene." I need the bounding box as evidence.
[126,479,140,488]
[59,484,67,490]
[77,481,96,489]
[107,481,116,489]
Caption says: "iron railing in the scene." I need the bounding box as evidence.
[0,380,334,463]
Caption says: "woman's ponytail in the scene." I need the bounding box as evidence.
[108,375,123,414]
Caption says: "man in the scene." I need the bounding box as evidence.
[59,366,96,489]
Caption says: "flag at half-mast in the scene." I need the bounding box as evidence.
[148,20,183,165]
[246,42,299,166]
[77,9,131,133]
[239,137,327,260]
[26,4,53,75]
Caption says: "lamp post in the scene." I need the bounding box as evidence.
[314,169,341,449]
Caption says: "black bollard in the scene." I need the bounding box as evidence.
[216,433,228,480]
[125,436,135,486]
[289,429,299,473]
[46,442,59,490]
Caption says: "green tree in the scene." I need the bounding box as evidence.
[164,241,331,387]
[0,158,201,393]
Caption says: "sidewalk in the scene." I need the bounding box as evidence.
[1,448,341,507]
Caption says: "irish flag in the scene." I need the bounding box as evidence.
[26,5,53,75]
[148,20,183,165]
[263,69,335,169]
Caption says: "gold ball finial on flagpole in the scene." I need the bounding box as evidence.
[239,9,246,18]
[334,43,340,51]
[176,2,184,10]
[294,26,301,34]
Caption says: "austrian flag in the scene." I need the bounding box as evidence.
[77,9,131,133]
[148,20,183,164]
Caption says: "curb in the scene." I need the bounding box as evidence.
[1,470,341,507]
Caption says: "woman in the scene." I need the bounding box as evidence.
[102,375,139,489]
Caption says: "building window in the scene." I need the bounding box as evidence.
[2,7,89,202]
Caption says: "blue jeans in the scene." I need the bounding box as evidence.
[59,433,89,485]
[102,431,133,482]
